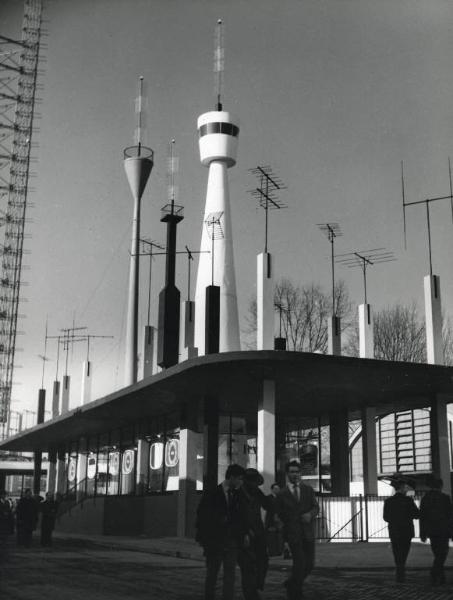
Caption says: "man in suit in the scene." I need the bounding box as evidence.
[196,464,249,600]
[383,477,419,582]
[275,460,319,600]
[420,476,453,585]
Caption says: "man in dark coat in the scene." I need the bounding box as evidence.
[196,464,249,600]
[420,476,453,585]
[40,491,59,547]
[238,468,272,600]
[275,460,319,600]
[383,478,419,582]
[16,488,39,547]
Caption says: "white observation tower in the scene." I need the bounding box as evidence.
[194,20,240,355]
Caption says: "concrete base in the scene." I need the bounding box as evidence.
[328,316,341,356]
[424,275,443,365]
[61,375,70,413]
[143,325,157,378]
[81,361,92,405]
[257,252,274,350]
[359,304,374,359]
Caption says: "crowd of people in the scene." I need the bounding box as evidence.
[196,463,453,600]
[0,488,60,551]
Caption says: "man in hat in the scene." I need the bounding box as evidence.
[195,464,249,600]
[420,476,453,585]
[238,468,272,600]
[383,477,420,582]
[275,460,319,600]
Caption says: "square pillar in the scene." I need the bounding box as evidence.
[80,361,92,405]
[257,379,276,493]
[361,407,378,495]
[61,375,70,413]
[136,439,149,494]
[203,396,219,491]
[329,409,350,495]
[76,453,87,500]
[52,380,60,418]
[56,447,67,496]
[430,394,451,497]
[328,316,341,356]
[177,400,201,537]
[424,275,443,365]
[359,304,374,359]
[257,253,274,350]
[46,448,57,494]
[143,325,157,378]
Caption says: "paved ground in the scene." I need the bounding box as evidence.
[1,535,453,599]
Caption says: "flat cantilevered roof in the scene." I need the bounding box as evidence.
[1,350,452,452]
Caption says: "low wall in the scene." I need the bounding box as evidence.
[55,496,105,535]
[143,494,178,537]
[104,496,144,535]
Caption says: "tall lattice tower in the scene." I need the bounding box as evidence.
[0,0,44,426]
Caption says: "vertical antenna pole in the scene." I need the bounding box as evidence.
[401,161,407,250]
[169,139,176,213]
[41,318,48,389]
[211,234,215,286]
[330,229,335,315]
[136,76,144,156]
[147,249,152,327]
[449,157,453,224]
[426,201,433,276]
[362,260,367,305]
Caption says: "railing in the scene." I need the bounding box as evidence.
[315,494,423,542]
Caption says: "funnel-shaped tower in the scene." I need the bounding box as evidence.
[194,21,240,355]
[123,77,153,386]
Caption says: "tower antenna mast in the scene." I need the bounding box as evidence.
[336,248,395,304]
[0,0,44,425]
[317,223,342,315]
[214,19,224,110]
[249,166,287,253]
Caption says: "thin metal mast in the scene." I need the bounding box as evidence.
[317,223,342,315]
[0,0,44,423]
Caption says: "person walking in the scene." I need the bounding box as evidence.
[195,464,249,600]
[238,468,272,600]
[383,477,419,582]
[275,460,319,600]
[16,488,39,547]
[420,476,453,586]
[265,483,284,558]
[40,491,59,547]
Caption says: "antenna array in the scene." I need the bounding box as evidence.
[248,165,287,253]
[401,159,453,275]
[0,0,44,424]
[336,248,395,304]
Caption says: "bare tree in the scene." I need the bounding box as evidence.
[244,277,353,352]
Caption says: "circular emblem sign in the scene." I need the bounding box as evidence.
[68,458,76,483]
[150,442,164,470]
[122,449,134,475]
[165,439,179,468]
[87,456,97,480]
[109,451,120,476]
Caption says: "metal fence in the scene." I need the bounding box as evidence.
[315,495,422,542]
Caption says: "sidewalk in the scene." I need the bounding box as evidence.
[52,532,450,572]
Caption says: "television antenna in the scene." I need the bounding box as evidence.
[401,159,453,275]
[214,19,225,110]
[336,248,396,304]
[205,211,224,285]
[248,165,287,253]
[317,223,343,314]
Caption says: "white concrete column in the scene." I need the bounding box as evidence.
[257,380,276,493]
[55,449,66,495]
[359,304,374,359]
[424,275,443,365]
[76,453,87,498]
[257,253,274,350]
[60,375,70,413]
[143,325,157,378]
[80,361,92,405]
[328,316,341,356]
[361,407,378,495]
[136,439,149,493]
[46,449,57,494]
[431,394,451,497]
[180,301,198,361]
[177,428,199,537]
[52,381,60,419]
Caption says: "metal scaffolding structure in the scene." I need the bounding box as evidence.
[0,0,43,424]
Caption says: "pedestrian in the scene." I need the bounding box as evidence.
[265,483,284,558]
[195,464,249,600]
[238,468,272,600]
[275,460,319,600]
[383,477,419,582]
[16,488,39,547]
[420,476,453,586]
[0,490,14,537]
[40,491,59,547]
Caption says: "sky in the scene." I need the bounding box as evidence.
[2,0,453,419]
